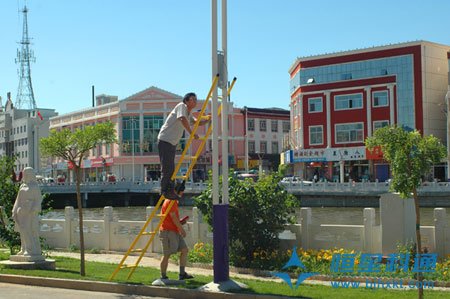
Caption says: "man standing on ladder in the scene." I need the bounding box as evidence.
[157,92,211,200]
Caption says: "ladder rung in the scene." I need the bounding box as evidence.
[130,248,143,253]
[184,156,198,161]
[174,176,188,180]
[157,213,167,218]
[120,264,137,269]
[141,231,157,236]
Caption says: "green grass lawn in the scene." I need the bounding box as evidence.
[0,253,448,299]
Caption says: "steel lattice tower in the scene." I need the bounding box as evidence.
[15,5,37,110]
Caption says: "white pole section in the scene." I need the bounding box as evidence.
[221,0,229,205]
[211,0,219,205]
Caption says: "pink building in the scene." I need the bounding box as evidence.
[48,87,289,182]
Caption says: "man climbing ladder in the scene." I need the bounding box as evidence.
[157,92,211,200]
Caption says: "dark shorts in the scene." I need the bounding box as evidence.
[159,230,187,256]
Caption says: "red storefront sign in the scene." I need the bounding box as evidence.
[365,146,383,160]
[89,157,114,168]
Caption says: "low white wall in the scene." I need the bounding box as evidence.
[38,206,450,258]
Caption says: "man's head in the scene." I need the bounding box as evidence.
[183,92,197,111]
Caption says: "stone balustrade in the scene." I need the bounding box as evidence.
[38,197,450,258]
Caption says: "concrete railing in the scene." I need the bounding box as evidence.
[39,180,450,196]
[39,181,207,194]
[39,205,450,258]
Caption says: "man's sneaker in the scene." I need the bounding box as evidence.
[163,191,180,200]
[160,275,169,280]
[179,272,194,280]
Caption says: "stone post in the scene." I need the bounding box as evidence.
[192,207,201,243]
[103,206,113,251]
[434,208,447,260]
[64,206,74,248]
[300,207,312,249]
[380,193,416,254]
[363,208,376,253]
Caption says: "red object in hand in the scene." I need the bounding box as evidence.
[180,216,189,224]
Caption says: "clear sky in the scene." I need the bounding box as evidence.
[0,0,449,115]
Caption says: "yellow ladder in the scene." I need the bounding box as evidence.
[109,75,236,281]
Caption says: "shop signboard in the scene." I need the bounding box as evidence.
[293,149,327,162]
[326,146,366,161]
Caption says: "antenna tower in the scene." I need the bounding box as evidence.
[15,5,37,110]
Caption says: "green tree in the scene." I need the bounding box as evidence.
[0,156,20,254]
[365,125,446,299]
[40,122,116,276]
[194,169,299,269]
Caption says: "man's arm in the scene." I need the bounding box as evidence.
[169,211,186,237]
[180,117,199,139]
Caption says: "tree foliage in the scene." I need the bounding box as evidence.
[194,169,299,269]
[0,156,20,253]
[40,121,116,276]
[365,126,446,198]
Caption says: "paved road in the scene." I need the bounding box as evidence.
[0,282,170,299]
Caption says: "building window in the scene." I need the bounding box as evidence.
[308,97,323,113]
[260,141,267,154]
[341,73,352,80]
[272,141,279,154]
[271,120,278,132]
[334,93,363,110]
[282,121,290,133]
[122,117,140,154]
[143,115,163,153]
[335,123,364,143]
[309,126,323,145]
[248,119,254,131]
[24,125,26,132]
[373,120,389,131]
[373,91,388,107]
[260,120,266,132]
[248,141,255,153]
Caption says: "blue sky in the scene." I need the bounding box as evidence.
[0,0,449,115]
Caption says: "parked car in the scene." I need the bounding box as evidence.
[280,176,313,186]
[107,174,116,182]
[236,173,259,182]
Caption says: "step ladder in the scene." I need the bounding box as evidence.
[109,75,236,281]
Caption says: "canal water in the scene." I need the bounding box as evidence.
[43,206,446,226]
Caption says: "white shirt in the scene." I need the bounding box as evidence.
[157,102,194,146]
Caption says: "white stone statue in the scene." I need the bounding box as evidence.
[12,167,43,258]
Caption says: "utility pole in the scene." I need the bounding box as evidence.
[15,5,37,110]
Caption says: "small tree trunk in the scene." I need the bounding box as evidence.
[413,188,423,299]
[75,166,86,276]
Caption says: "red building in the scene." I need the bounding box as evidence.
[287,41,450,182]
